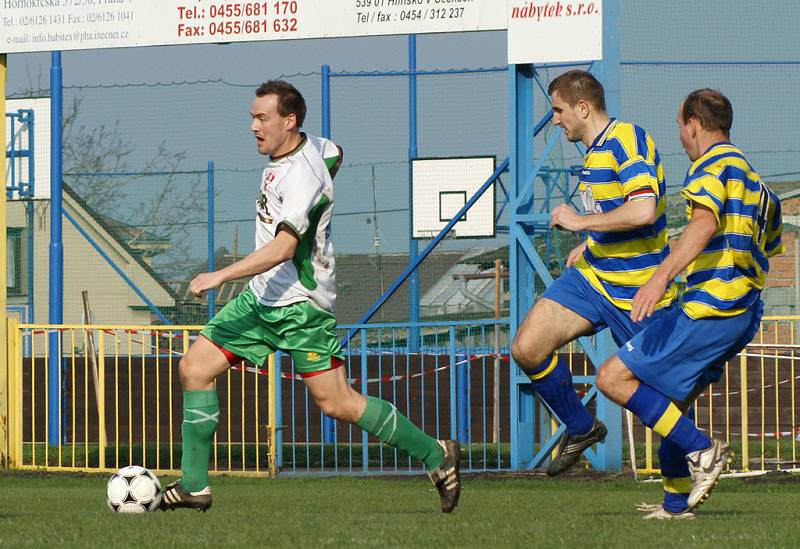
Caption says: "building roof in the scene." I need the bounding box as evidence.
[63,183,178,302]
[95,214,171,257]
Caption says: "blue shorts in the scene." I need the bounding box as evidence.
[542,267,673,347]
[618,299,763,402]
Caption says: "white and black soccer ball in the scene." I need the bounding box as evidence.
[106,465,163,513]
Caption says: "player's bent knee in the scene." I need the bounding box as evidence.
[315,397,349,421]
[313,391,362,423]
[595,363,612,394]
[511,337,547,369]
[595,357,630,395]
[178,356,213,388]
[510,338,526,366]
[178,357,193,387]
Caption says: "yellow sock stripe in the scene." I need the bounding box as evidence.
[652,403,682,438]
[662,476,692,494]
[527,355,558,381]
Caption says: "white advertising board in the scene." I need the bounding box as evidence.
[0,0,506,54]
[507,0,602,64]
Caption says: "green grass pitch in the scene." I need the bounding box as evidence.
[1,471,798,547]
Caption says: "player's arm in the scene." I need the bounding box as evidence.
[188,227,298,297]
[629,202,718,322]
[550,197,656,233]
[552,142,661,233]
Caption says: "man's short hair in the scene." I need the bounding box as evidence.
[255,80,307,128]
[681,89,732,135]
[547,70,606,112]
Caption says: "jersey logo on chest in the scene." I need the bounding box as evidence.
[579,185,603,214]
[256,192,273,224]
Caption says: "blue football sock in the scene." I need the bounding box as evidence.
[659,407,694,513]
[626,384,710,455]
[524,355,594,436]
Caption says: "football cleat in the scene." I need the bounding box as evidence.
[546,419,607,476]
[686,439,731,509]
[642,505,696,520]
[427,440,461,513]
[159,481,212,512]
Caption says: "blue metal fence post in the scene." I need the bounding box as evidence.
[360,332,369,471]
[207,160,215,320]
[320,64,335,444]
[592,0,623,471]
[407,35,420,353]
[508,64,536,469]
[321,64,331,137]
[448,327,457,441]
[456,353,469,443]
[47,51,63,445]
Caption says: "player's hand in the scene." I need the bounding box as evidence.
[550,204,586,232]
[630,276,667,323]
[189,272,225,298]
[565,241,587,268]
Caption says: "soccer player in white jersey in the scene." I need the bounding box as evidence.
[160,81,461,513]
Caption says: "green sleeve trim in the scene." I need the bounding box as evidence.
[323,154,339,170]
[291,193,331,291]
[324,145,344,180]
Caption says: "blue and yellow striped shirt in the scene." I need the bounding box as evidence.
[575,119,677,311]
[681,142,783,319]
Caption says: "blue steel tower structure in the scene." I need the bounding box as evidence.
[508,1,622,471]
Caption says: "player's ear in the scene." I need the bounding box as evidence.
[688,117,699,138]
[285,112,297,130]
[576,99,590,119]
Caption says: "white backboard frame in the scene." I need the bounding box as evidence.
[412,156,496,240]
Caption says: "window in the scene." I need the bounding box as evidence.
[7,227,25,297]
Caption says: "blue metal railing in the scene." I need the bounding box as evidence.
[278,319,511,475]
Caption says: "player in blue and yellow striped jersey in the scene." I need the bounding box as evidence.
[511,70,678,476]
[597,89,784,518]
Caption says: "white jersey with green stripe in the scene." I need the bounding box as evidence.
[249,133,341,312]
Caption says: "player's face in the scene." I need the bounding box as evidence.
[677,103,700,161]
[550,91,584,143]
[250,94,297,156]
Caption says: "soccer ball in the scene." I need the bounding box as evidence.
[106,465,163,513]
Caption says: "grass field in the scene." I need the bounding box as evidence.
[1,471,798,548]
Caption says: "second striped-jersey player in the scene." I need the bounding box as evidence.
[680,142,783,319]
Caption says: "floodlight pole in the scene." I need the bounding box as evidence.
[48,51,63,445]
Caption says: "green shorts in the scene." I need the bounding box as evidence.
[200,288,343,376]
